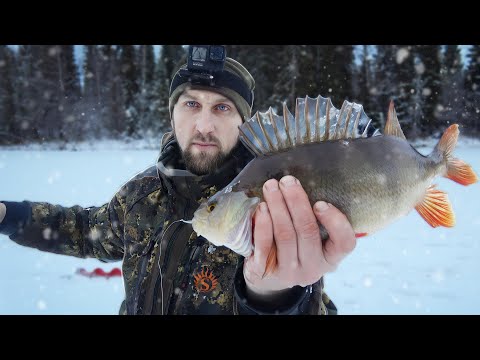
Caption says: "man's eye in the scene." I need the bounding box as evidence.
[216,104,229,111]
[186,101,198,107]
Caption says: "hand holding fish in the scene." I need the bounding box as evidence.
[242,176,356,299]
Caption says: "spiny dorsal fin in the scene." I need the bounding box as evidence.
[239,95,377,157]
[384,100,406,140]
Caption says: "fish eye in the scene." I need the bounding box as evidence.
[207,203,216,213]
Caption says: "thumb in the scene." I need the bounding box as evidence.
[0,202,6,223]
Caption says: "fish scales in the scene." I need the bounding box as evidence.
[230,135,437,234]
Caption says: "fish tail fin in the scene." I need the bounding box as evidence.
[262,244,277,278]
[446,158,478,185]
[415,185,455,228]
[434,124,478,186]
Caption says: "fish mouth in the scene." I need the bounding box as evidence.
[207,180,241,205]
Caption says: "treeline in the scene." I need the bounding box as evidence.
[0,45,478,145]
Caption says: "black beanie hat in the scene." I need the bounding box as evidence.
[169,57,255,122]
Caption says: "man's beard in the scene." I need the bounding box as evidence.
[181,135,232,175]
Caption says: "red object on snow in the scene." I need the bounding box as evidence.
[108,268,122,276]
[76,267,122,278]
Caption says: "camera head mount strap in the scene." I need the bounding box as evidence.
[169,68,253,107]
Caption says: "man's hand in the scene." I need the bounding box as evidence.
[0,202,6,224]
[243,175,356,299]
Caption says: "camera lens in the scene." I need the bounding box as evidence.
[192,46,208,61]
[209,46,225,61]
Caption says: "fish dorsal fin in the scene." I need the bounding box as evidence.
[384,100,406,140]
[239,95,377,157]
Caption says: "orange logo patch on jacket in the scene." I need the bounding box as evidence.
[193,268,218,293]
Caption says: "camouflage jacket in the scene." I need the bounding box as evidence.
[0,133,336,315]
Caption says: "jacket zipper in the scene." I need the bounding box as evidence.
[167,235,205,314]
[129,225,162,315]
[151,199,192,314]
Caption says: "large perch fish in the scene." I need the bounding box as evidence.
[191,95,478,274]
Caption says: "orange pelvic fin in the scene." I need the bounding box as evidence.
[355,232,368,238]
[415,185,455,228]
[262,244,277,279]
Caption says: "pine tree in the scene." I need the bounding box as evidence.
[26,45,64,142]
[15,45,43,141]
[394,45,416,137]
[118,45,140,137]
[81,45,125,139]
[61,45,81,98]
[410,53,426,139]
[369,45,399,130]
[313,45,354,107]
[136,45,159,139]
[154,45,186,132]
[269,45,301,109]
[354,45,376,120]
[103,45,125,138]
[413,45,442,136]
[82,45,105,139]
[49,45,82,143]
[439,45,465,131]
[0,46,17,144]
[152,48,170,133]
[141,45,155,84]
[58,45,82,141]
[162,45,186,81]
[226,45,283,113]
[465,45,480,135]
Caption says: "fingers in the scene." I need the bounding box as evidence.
[277,176,321,265]
[0,202,6,223]
[262,178,298,266]
[314,201,356,270]
[248,202,274,277]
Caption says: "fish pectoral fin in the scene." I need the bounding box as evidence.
[446,158,478,186]
[262,244,277,279]
[415,185,455,228]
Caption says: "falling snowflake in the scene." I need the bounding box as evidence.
[37,300,47,310]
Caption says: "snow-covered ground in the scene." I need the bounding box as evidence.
[1,137,479,314]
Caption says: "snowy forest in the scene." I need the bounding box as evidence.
[0,45,478,145]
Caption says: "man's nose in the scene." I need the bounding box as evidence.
[195,109,215,134]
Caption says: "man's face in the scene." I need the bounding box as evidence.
[172,88,243,175]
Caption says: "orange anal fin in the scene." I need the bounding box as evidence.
[355,232,368,238]
[446,158,478,186]
[262,244,277,279]
[415,185,455,228]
